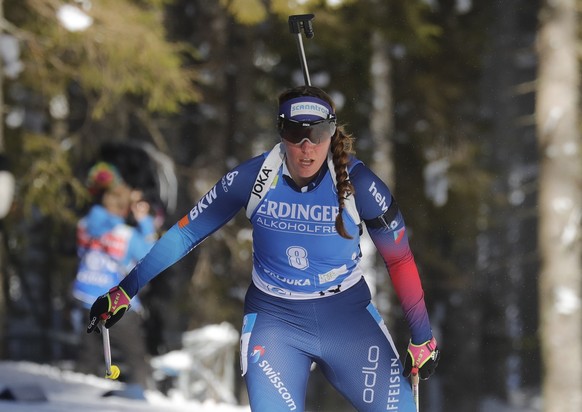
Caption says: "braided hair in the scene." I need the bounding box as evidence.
[278,86,356,239]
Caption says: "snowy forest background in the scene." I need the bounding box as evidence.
[0,0,580,411]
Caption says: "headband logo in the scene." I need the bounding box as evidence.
[289,102,329,119]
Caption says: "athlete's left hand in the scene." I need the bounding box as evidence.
[403,336,440,380]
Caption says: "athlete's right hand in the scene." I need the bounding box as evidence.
[86,286,131,333]
[403,336,440,380]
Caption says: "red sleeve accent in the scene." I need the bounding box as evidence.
[368,226,433,343]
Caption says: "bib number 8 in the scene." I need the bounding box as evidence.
[286,246,309,270]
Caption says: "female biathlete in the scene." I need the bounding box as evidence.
[87,85,440,411]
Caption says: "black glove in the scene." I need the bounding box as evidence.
[403,336,440,380]
[86,286,131,333]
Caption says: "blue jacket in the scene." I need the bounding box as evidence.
[73,204,156,309]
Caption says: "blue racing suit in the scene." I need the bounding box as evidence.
[119,147,433,411]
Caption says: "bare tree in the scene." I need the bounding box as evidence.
[369,30,395,189]
[365,29,395,305]
[536,1,582,410]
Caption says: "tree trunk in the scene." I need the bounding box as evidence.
[369,30,395,189]
[366,29,395,312]
[536,1,582,410]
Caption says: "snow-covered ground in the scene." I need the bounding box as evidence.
[0,361,544,412]
[0,361,250,412]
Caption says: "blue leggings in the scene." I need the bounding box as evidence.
[240,278,416,412]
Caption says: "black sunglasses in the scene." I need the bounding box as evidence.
[278,117,337,145]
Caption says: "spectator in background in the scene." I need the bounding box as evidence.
[71,162,156,389]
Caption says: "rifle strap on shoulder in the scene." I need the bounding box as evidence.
[246,144,360,228]
[246,143,285,219]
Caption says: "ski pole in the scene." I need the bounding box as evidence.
[411,366,420,412]
[288,14,315,86]
[101,322,121,380]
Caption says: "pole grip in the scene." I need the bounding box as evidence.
[288,14,315,35]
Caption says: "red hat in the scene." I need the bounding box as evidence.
[86,162,122,196]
